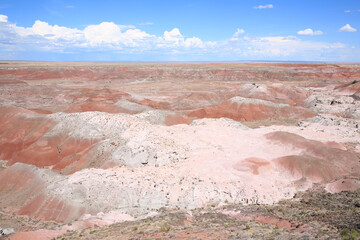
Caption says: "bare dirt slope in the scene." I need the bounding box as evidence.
[0,62,359,239]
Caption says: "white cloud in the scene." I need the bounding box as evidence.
[233,28,245,37]
[65,5,75,8]
[32,20,83,41]
[162,28,204,48]
[138,22,154,26]
[123,28,149,39]
[0,16,203,50]
[344,9,360,13]
[82,22,152,47]
[0,14,8,22]
[184,37,203,48]
[163,28,184,43]
[84,22,122,45]
[297,28,323,36]
[121,29,151,46]
[339,24,357,32]
[0,14,358,61]
[223,35,347,59]
[254,4,273,9]
[259,36,297,43]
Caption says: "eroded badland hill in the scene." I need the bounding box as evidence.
[0,62,359,239]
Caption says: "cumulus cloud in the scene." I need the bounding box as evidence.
[162,28,204,48]
[0,15,204,51]
[31,20,83,41]
[339,24,357,32]
[254,4,273,9]
[0,14,8,22]
[297,28,323,36]
[233,28,245,37]
[184,37,203,48]
[0,14,358,61]
[84,22,122,45]
[163,28,184,43]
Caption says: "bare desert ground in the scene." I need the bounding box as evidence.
[0,62,359,239]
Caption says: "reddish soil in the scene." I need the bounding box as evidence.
[0,62,359,239]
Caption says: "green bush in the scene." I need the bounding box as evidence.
[340,228,359,240]
[160,226,171,232]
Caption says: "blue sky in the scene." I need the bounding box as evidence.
[0,0,359,61]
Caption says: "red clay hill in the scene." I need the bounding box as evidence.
[0,62,359,239]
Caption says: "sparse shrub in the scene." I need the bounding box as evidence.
[351,80,358,84]
[340,228,359,240]
[245,224,250,230]
[160,226,171,232]
[132,226,138,231]
[203,221,211,226]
